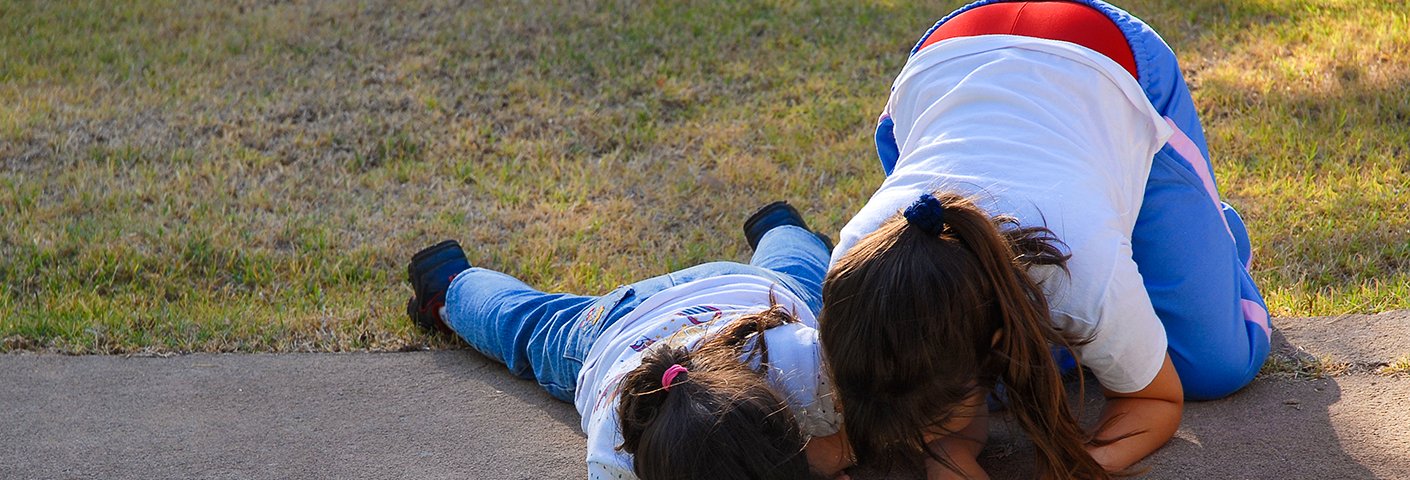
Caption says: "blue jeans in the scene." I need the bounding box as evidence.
[441,225,831,402]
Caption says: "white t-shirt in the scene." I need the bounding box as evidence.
[831,35,1173,394]
[575,274,841,480]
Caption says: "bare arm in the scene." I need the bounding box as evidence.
[805,430,854,478]
[1087,353,1183,471]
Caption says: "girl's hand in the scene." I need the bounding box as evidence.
[1087,353,1184,471]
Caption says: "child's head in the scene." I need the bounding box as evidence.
[820,192,1107,479]
[616,305,830,480]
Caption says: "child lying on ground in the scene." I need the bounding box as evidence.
[405,202,852,480]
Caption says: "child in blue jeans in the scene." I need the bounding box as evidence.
[406,202,852,480]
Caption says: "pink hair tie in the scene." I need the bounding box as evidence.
[661,364,689,391]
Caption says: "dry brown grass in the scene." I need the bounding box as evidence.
[2,0,1407,353]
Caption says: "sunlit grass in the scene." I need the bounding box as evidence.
[1178,0,1410,316]
[1378,355,1410,376]
[2,0,1407,353]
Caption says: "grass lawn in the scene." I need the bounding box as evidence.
[2,0,1407,354]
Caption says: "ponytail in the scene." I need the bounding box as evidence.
[821,192,1109,479]
[616,306,825,480]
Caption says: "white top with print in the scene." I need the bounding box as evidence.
[574,274,839,480]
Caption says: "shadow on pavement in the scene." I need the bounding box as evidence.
[431,347,584,434]
[971,374,1380,479]
[846,368,1383,479]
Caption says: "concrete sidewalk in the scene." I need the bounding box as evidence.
[3,312,1408,479]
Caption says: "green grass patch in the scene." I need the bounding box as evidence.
[2,0,1408,353]
[1379,355,1410,376]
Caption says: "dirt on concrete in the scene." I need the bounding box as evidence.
[1274,310,1410,370]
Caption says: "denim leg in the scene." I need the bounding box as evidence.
[442,268,601,402]
[604,225,830,320]
[748,225,830,315]
[441,223,831,402]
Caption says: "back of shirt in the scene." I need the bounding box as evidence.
[832,35,1173,394]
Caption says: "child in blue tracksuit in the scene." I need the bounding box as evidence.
[821,1,1271,477]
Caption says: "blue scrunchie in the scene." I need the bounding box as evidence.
[904,194,945,235]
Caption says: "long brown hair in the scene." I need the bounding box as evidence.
[616,304,828,480]
[820,192,1107,479]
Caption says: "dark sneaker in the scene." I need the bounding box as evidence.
[406,240,471,334]
[742,201,834,251]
